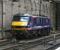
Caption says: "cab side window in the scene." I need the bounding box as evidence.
[13,15,20,21]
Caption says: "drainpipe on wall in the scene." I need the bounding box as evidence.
[1,0,4,39]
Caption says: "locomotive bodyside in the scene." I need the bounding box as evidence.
[11,15,51,40]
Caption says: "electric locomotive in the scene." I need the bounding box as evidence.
[11,14,51,40]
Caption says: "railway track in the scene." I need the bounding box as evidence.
[0,32,60,50]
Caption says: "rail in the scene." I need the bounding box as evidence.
[2,32,60,50]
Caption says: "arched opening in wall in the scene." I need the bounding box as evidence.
[55,2,60,31]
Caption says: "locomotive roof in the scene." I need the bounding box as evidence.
[13,14,50,18]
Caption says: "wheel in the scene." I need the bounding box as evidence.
[37,29,41,37]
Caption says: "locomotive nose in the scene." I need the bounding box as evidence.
[11,21,28,26]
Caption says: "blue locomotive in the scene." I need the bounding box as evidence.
[11,14,51,40]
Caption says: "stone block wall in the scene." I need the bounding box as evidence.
[2,0,56,29]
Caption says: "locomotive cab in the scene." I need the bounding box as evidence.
[11,15,30,30]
